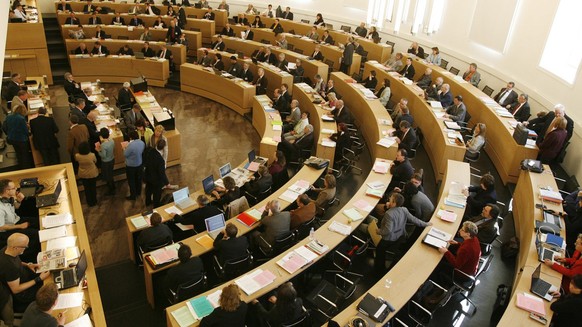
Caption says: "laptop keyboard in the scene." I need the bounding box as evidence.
[532,279,551,296]
[63,269,76,286]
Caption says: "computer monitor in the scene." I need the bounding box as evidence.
[172,187,189,202]
[248,149,256,163]
[205,213,226,233]
[202,175,215,194]
[75,251,88,282]
[219,163,232,178]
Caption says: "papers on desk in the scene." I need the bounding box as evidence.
[287,62,297,70]
[277,246,318,274]
[516,293,546,316]
[377,118,391,126]
[64,314,93,327]
[175,223,194,231]
[147,243,180,266]
[187,296,214,321]
[53,292,84,310]
[400,78,413,85]
[287,180,310,194]
[445,182,466,208]
[164,205,183,216]
[41,213,73,229]
[279,189,302,202]
[353,199,375,212]
[36,248,67,272]
[196,234,214,249]
[496,109,514,118]
[377,137,396,149]
[525,139,537,148]
[28,99,44,109]
[453,75,468,83]
[366,180,386,190]
[321,138,336,147]
[437,209,457,222]
[343,208,364,221]
[321,128,336,134]
[272,124,282,131]
[47,236,77,251]
[237,209,263,227]
[444,121,461,130]
[39,225,67,243]
[540,189,563,203]
[480,96,497,106]
[321,115,335,121]
[172,306,196,327]
[235,269,277,295]
[373,160,390,174]
[429,101,443,109]
[328,221,352,236]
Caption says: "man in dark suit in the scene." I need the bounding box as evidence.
[242,24,254,40]
[83,0,97,13]
[363,70,378,89]
[172,195,223,233]
[57,0,72,12]
[328,100,351,124]
[526,104,574,144]
[214,223,250,264]
[63,73,85,100]
[117,82,135,110]
[125,104,145,131]
[29,107,60,166]
[251,200,291,249]
[227,56,242,76]
[291,59,304,82]
[65,13,80,25]
[203,7,215,20]
[438,84,453,107]
[272,89,290,117]
[394,106,414,128]
[399,57,415,80]
[164,245,204,296]
[407,42,425,58]
[387,149,414,192]
[128,14,144,27]
[416,67,433,89]
[510,93,531,122]
[277,124,315,163]
[137,213,173,250]
[111,12,125,25]
[88,12,102,25]
[320,79,336,100]
[493,82,518,108]
[270,19,284,35]
[211,35,225,51]
[340,37,355,74]
[355,22,367,37]
[91,41,109,56]
[4,73,23,104]
[141,42,156,57]
[143,143,166,208]
[240,62,254,82]
[70,98,87,120]
[220,23,235,36]
[117,44,134,56]
[280,7,293,20]
[393,121,417,154]
[166,20,182,43]
[197,49,212,66]
[444,95,467,123]
[253,68,268,95]
[157,44,175,71]
[467,204,499,244]
[95,26,106,39]
[275,53,289,71]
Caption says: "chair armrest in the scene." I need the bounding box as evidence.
[259,235,272,250]
[335,273,355,285]
[427,279,448,292]
[410,300,432,316]
[316,294,338,309]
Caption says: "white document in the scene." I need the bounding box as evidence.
[64,314,93,327]
[164,206,183,215]
[42,213,73,229]
[428,227,452,241]
[171,306,196,327]
[53,292,84,310]
[39,226,67,242]
[279,189,301,202]
[294,246,318,262]
[377,137,396,148]
[321,139,336,147]
[235,270,265,295]
[272,124,282,131]
[321,128,335,134]
[47,236,77,250]
[207,290,222,308]
[429,101,443,109]
[329,221,351,236]
[175,223,194,231]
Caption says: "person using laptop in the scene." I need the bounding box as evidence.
[171,195,222,234]
[0,233,50,317]
[437,221,481,279]
[21,283,66,327]
[213,223,249,265]
[212,176,241,208]
[164,244,204,299]
[545,234,582,294]
[549,274,582,327]
[136,213,172,251]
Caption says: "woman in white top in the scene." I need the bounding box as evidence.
[376,78,392,107]
[427,47,442,66]
[12,5,28,22]
[465,123,486,159]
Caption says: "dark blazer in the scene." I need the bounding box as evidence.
[280,11,294,20]
[227,62,242,76]
[260,211,291,244]
[363,76,378,89]
[355,26,367,37]
[95,30,106,39]
[110,16,125,25]
[220,27,235,37]
[74,46,89,55]
[57,3,72,11]
[510,102,530,122]
[330,131,352,160]
[276,59,289,71]
[395,128,417,153]
[278,132,314,162]
[65,17,80,25]
[91,45,109,55]
[128,17,144,26]
[213,233,249,263]
[211,41,225,51]
[240,68,253,82]
[174,205,223,233]
[88,16,102,25]
[399,64,415,80]
[342,42,354,65]
[157,49,173,60]
[465,186,497,219]
[137,224,173,249]
[203,12,215,20]
[331,106,351,124]
[166,26,182,42]
[215,187,242,207]
[255,299,305,327]
[83,4,97,13]
[29,115,59,150]
[153,20,167,28]
[416,74,432,89]
[142,47,156,57]
[117,88,134,109]
[438,91,453,107]
[243,30,254,40]
[213,59,225,71]
[311,51,323,61]
[388,159,414,191]
[468,215,497,243]
[529,112,574,144]
[271,23,284,35]
[254,75,268,95]
[273,96,290,114]
[493,88,518,107]
[64,80,84,99]
[143,148,167,187]
[538,129,567,164]
[407,46,425,58]
[165,257,204,292]
[394,114,414,130]
[321,35,334,45]
[4,81,22,102]
[244,174,273,196]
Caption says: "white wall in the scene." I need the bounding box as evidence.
[0,2,9,76]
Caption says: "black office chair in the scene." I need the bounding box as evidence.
[167,274,207,304]
[385,40,395,54]
[213,250,253,280]
[464,139,486,163]
[258,231,296,259]
[326,23,334,30]
[449,67,460,75]
[272,168,290,191]
[294,216,316,241]
[407,279,449,327]
[237,51,244,58]
[408,127,423,160]
[245,186,272,206]
[315,196,340,226]
[325,234,368,279]
[423,53,429,59]
[306,273,358,319]
[482,85,494,97]
[279,309,311,327]
[324,59,335,75]
[439,58,448,69]
[336,147,363,177]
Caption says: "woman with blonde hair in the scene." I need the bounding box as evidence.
[326,92,338,108]
[465,123,486,160]
[200,284,248,327]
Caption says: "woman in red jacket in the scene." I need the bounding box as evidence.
[438,221,482,277]
[545,234,582,293]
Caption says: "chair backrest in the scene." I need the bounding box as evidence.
[287,43,295,51]
[295,216,316,240]
[464,110,472,125]
[175,274,206,302]
[324,59,334,67]
[237,51,244,58]
[272,168,290,190]
[227,196,249,219]
[340,25,351,33]
[294,48,304,54]
[385,40,395,54]
[224,252,253,278]
[281,310,311,327]
[482,85,494,96]
[142,239,172,254]
[274,231,296,253]
[326,23,334,30]
[449,66,460,75]
[439,58,449,69]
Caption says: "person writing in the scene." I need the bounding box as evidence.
[21,284,66,327]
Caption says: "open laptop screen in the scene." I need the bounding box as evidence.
[531,263,541,284]
[205,214,226,233]
[219,163,231,178]
[53,180,63,199]
[172,187,189,202]
[202,175,215,194]
[248,149,256,163]
[75,250,88,282]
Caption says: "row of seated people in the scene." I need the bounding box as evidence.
[68,23,189,46]
[73,41,177,71]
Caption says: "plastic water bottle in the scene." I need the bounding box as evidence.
[309,227,315,241]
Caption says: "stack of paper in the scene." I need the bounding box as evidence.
[373,161,390,174]
[39,226,67,242]
[288,180,310,194]
[165,206,183,215]
[377,137,396,148]
[423,227,452,248]
[353,199,374,212]
[329,221,351,236]
[131,216,150,229]
[437,209,457,222]
[343,208,364,221]
[307,240,329,255]
[540,189,563,203]
[516,293,546,316]
[321,138,336,147]
[367,181,385,189]
[235,269,277,295]
[277,246,319,274]
[321,128,336,134]
[429,101,443,109]
[42,213,73,229]
[148,243,180,266]
[47,236,77,251]
[207,290,222,308]
[54,292,84,310]
[187,296,214,320]
[444,121,461,130]
[366,188,383,198]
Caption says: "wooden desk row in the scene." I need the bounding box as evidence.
[54,1,228,30]
[227,26,362,75]
[403,55,538,184]
[65,38,186,71]
[57,13,215,43]
[195,47,294,100]
[68,55,170,86]
[0,165,106,326]
[215,36,329,82]
[332,160,470,325]
[362,62,466,181]
[166,159,394,326]
[235,14,393,63]
[60,24,202,54]
[498,167,564,325]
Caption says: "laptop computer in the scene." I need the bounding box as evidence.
[540,197,562,228]
[205,213,226,239]
[36,180,62,208]
[173,187,196,210]
[219,163,232,178]
[248,149,267,165]
[202,175,215,194]
[54,250,88,290]
[537,245,557,263]
[530,263,558,301]
[134,51,145,59]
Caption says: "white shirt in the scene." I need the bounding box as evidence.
[0,201,20,229]
[262,9,275,18]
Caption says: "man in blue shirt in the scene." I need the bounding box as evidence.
[124,130,145,200]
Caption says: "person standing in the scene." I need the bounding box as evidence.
[29,107,60,166]
[66,115,89,174]
[124,131,145,201]
[143,141,168,208]
[96,128,115,196]
[4,105,33,170]
[75,142,98,207]
[340,37,355,74]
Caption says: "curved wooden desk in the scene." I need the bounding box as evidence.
[252,95,281,164]
[329,72,398,160]
[498,167,564,325]
[68,54,169,86]
[331,160,470,325]
[363,62,466,181]
[0,164,106,326]
[180,63,256,115]
[404,56,538,185]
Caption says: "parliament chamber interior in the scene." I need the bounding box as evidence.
[1,0,581,327]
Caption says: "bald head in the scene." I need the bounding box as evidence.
[7,233,29,247]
